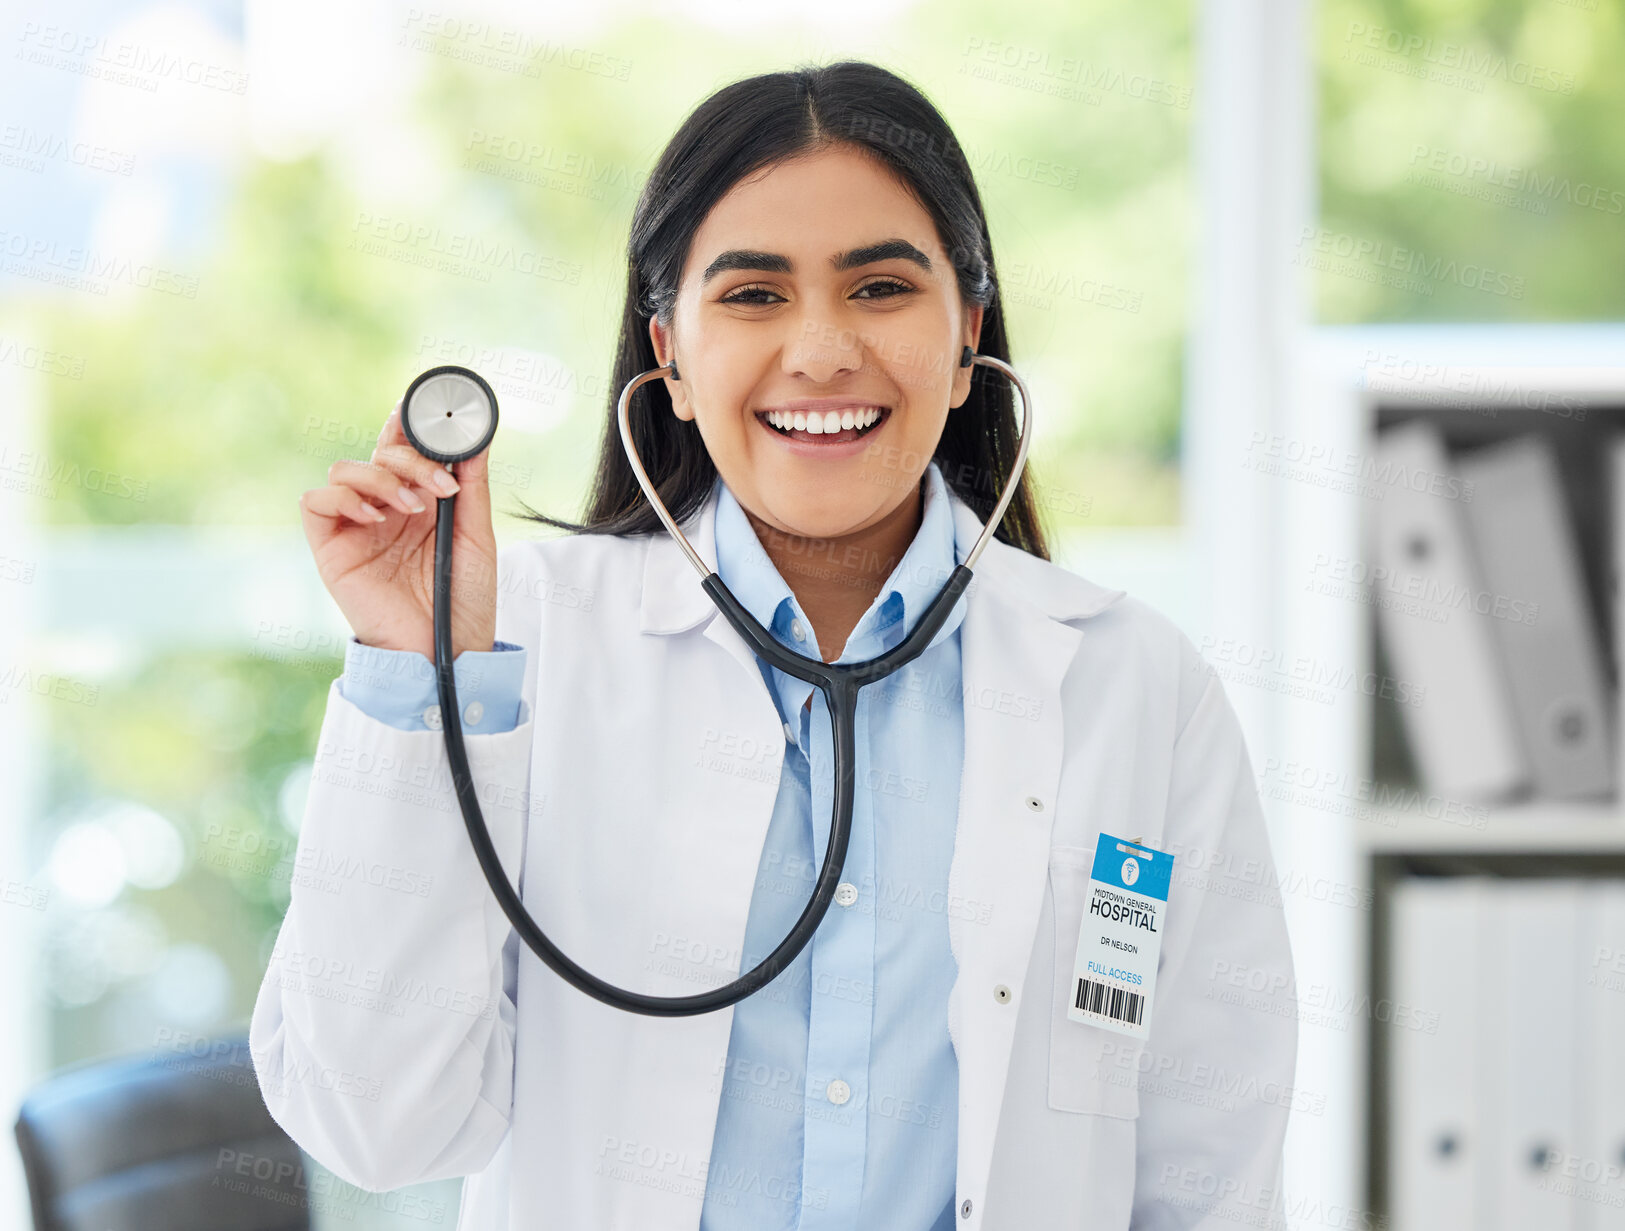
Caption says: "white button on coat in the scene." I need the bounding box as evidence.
[464,701,484,726]
[251,478,1297,1231]
[422,704,441,730]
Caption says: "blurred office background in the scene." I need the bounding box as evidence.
[2,0,1623,1227]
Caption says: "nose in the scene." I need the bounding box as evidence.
[781,310,867,383]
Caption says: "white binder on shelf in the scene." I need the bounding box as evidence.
[1611,435,1625,814]
[1577,882,1625,1231]
[1457,435,1614,801]
[1389,876,1489,1230]
[1482,879,1583,1231]
[1369,422,1529,804]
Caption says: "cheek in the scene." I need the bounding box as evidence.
[689,381,757,455]
[880,314,961,395]
[882,353,957,421]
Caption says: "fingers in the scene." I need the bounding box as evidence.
[370,395,496,510]
[302,398,493,550]
[334,449,457,514]
[299,483,389,527]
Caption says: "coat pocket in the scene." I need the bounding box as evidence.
[1047,844,1142,1118]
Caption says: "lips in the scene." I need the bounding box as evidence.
[755,405,890,447]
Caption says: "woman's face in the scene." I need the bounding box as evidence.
[649,142,983,542]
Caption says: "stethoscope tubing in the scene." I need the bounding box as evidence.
[432,352,1031,1017]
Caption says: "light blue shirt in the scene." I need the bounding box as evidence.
[337,636,527,732]
[336,461,969,1229]
[699,459,965,1230]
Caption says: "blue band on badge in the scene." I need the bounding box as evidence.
[1090,832,1173,902]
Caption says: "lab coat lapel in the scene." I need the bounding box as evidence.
[637,476,775,687]
[634,480,787,1227]
[947,526,1084,1216]
[933,490,1128,1216]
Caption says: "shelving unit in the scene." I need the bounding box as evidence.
[1275,325,1625,1226]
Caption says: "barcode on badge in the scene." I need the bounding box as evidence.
[1073,976,1145,1026]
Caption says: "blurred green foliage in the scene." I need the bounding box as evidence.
[1317,0,1625,320]
[30,6,1196,535]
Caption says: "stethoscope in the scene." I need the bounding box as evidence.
[398,345,1034,1017]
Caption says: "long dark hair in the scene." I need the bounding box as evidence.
[513,59,1051,561]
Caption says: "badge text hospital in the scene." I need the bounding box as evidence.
[1067,832,1174,1040]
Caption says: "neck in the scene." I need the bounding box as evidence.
[743,478,925,664]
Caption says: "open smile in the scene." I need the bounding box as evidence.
[754,405,891,456]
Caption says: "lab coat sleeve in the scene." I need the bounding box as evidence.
[250,553,538,1194]
[1130,647,1298,1229]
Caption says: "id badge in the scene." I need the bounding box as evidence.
[1065,832,1173,1040]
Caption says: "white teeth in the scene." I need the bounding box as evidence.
[764,407,884,436]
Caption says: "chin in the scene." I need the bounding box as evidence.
[761,491,881,541]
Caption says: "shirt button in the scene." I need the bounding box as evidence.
[464,700,484,726]
[790,617,806,642]
[961,1197,973,1219]
[782,721,796,742]
[835,882,858,907]
[825,1078,850,1105]
[423,704,442,730]
[993,983,1012,1004]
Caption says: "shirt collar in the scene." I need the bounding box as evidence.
[711,458,967,661]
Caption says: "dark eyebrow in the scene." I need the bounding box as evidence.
[833,238,933,273]
[700,237,933,285]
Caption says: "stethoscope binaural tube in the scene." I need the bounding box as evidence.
[405,350,1035,1017]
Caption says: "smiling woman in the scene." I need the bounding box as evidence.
[515,60,1046,566]
[261,56,1295,1231]
[655,147,978,528]
[515,60,1043,664]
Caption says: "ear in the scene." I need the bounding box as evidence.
[647,315,693,421]
[949,302,986,410]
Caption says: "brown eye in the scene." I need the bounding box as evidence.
[719,284,784,305]
[854,279,915,300]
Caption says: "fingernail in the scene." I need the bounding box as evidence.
[433,471,460,495]
[400,489,426,513]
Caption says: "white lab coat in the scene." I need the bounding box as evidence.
[251,476,1298,1231]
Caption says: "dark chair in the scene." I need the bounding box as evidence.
[13,1029,312,1231]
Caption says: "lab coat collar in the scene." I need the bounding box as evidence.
[637,467,1126,637]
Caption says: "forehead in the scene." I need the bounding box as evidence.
[682,144,945,276]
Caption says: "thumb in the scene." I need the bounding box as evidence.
[447,442,493,529]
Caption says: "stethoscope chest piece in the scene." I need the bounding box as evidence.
[402,365,499,464]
